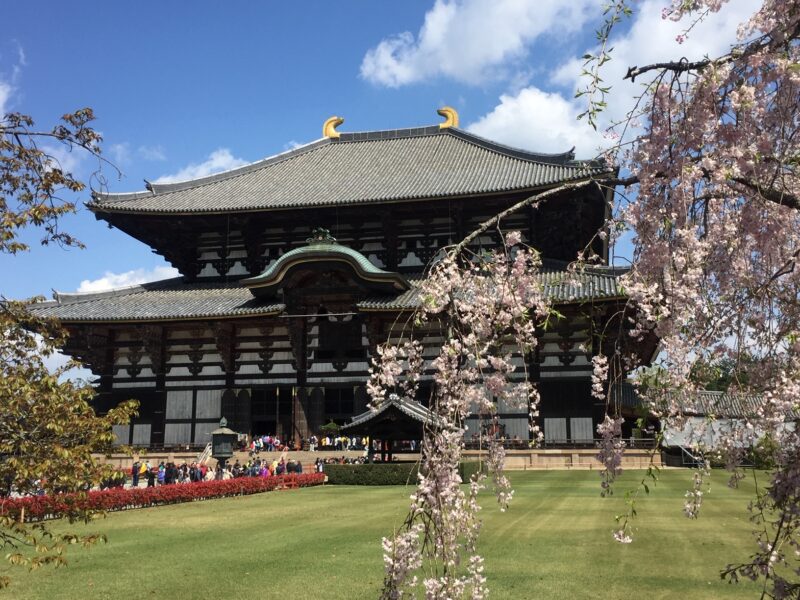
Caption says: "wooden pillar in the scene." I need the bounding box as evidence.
[292,387,309,446]
[142,325,166,447]
[288,318,309,444]
[365,317,386,364]
[530,327,544,442]
[243,220,266,276]
[382,210,398,270]
[213,322,237,389]
[528,204,538,247]
[453,204,464,243]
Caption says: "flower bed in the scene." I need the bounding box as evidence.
[0,473,325,522]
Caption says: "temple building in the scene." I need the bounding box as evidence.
[29,109,653,448]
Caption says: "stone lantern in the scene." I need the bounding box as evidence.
[210,417,237,477]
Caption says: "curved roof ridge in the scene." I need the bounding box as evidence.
[242,239,410,296]
[335,125,585,166]
[538,260,629,279]
[337,125,442,142]
[52,277,185,304]
[448,128,581,165]
[90,137,331,204]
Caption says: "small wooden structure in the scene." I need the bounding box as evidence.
[341,394,441,462]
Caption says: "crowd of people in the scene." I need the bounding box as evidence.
[244,435,295,454]
[228,456,303,478]
[111,431,419,488]
[244,433,418,455]
[126,460,216,488]
[244,434,374,454]
[120,453,305,488]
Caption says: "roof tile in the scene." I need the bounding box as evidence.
[90,127,609,215]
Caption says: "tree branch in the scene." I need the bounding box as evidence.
[624,28,780,83]
[625,58,714,82]
[730,176,800,211]
[452,180,598,254]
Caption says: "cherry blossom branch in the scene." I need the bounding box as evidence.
[730,176,800,211]
[452,179,600,254]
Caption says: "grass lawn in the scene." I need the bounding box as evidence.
[5,469,766,599]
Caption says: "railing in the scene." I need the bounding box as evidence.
[196,442,212,465]
[463,437,658,451]
[679,446,706,467]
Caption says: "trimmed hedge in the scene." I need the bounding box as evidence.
[0,473,325,522]
[323,462,485,485]
[459,461,484,482]
[323,463,420,485]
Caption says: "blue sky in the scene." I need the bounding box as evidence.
[1,0,759,301]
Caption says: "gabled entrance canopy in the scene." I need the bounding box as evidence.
[241,228,410,299]
[342,394,443,439]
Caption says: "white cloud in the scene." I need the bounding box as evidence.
[552,0,761,127]
[283,140,302,151]
[33,334,94,383]
[102,142,166,169]
[0,79,11,115]
[77,265,179,293]
[155,148,247,183]
[42,143,85,174]
[467,0,761,158]
[0,41,25,115]
[138,144,166,161]
[468,86,605,157]
[42,348,94,383]
[15,43,26,68]
[109,142,131,165]
[361,0,595,87]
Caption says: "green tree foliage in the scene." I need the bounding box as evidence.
[690,356,754,392]
[0,110,137,588]
[1,109,104,253]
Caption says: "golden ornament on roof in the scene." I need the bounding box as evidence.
[323,116,344,138]
[437,106,459,129]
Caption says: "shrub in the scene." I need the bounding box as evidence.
[459,461,484,481]
[323,462,485,485]
[0,473,325,522]
[749,434,779,470]
[323,463,420,485]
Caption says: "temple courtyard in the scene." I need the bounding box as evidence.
[9,470,764,599]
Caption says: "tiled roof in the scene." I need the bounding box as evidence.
[242,239,410,295]
[357,265,627,310]
[342,394,445,431]
[89,127,611,215]
[28,278,284,323]
[612,383,798,419]
[28,265,626,323]
[675,390,776,419]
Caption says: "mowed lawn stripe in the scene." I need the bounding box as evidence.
[6,470,764,599]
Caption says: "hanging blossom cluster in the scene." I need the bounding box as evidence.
[592,356,627,498]
[370,230,552,599]
[683,466,709,519]
[590,0,800,594]
[367,341,424,410]
[596,415,625,498]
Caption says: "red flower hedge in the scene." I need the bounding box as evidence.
[0,473,325,522]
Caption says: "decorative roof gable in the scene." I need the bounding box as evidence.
[241,228,410,298]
